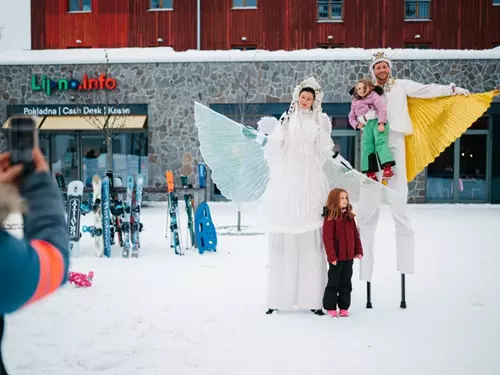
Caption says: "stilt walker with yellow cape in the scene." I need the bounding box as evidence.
[357,51,499,309]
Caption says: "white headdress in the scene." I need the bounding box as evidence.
[280,76,324,125]
[369,51,393,79]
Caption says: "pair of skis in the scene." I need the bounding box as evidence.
[165,170,196,255]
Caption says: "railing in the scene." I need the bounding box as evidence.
[317,0,343,20]
[405,1,431,20]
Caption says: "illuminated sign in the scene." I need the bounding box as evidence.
[31,74,117,96]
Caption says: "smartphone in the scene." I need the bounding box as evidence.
[8,116,38,174]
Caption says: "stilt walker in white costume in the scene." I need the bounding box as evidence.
[357,51,499,308]
[193,77,384,315]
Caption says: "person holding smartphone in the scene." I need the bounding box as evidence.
[0,146,69,374]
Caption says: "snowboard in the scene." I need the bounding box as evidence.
[90,175,104,257]
[121,175,134,258]
[67,180,84,255]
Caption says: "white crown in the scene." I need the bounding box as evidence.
[369,51,393,73]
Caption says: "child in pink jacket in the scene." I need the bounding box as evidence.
[348,77,395,182]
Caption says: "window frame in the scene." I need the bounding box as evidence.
[404,43,430,49]
[493,0,500,5]
[231,45,257,51]
[404,0,431,21]
[232,0,258,9]
[68,0,92,13]
[317,0,344,22]
[317,43,343,49]
[149,0,174,11]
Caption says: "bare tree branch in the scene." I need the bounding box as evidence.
[72,49,130,169]
[232,51,260,127]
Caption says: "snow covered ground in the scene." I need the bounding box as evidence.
[3,202,500,375]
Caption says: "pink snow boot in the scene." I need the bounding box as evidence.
[327,310,338,318]
[339,309,350,317]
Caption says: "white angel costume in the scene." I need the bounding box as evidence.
[194,77,391,311]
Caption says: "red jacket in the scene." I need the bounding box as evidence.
[322,211,363,263]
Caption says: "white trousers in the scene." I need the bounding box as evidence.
[267,229,327,310]
[358,131,416,282]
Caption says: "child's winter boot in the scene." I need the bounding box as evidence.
[383,165,394,179]
[327,310,338,318]
[366,172,378,182]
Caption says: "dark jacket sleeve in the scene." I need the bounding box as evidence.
[322,216,337,263]
[353,218,363,256]
[0,172,69,314]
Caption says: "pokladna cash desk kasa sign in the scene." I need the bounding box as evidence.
[7,104,148,117]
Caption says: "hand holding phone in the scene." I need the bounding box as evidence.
[8,116,38,175]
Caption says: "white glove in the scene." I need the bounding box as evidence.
[454,86,470,96]
[450,83,469,96]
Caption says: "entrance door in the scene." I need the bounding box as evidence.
[425,117,491,202]
[82,134,108,187]
[458,134,488,202]
[50,134,78,185]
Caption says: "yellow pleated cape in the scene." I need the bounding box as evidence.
[405,89,500,182]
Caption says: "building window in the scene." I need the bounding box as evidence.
[405,43,429,49]
[232,45,257,50]
[317,43,343,49]
[405,0,431,20]
[494,0,500,5]
[317,1,344,20]
[150,0,173,9]
[232,0,257,8]
[68,0,91,12]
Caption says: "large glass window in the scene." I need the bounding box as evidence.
[82,134,108,187]
[112,133,149,184]
[426,144,454,201]
[458,134,487,201]
[50,135,79,185]
[425,116,491,203]
[332,135,356,168]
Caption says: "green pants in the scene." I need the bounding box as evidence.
[361,119,395,173]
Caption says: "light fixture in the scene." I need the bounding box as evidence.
[157,38,163,43]
[328,35,333,40]
[241,36,247,41]
[76,39,82,44]
[414,34,421,39]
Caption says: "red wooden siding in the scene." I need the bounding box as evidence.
[30,0,500,51]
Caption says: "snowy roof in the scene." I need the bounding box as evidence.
[0,47,499,65]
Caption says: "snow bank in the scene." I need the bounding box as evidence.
[0,47,499,66]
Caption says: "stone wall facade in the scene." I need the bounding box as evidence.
[1,59,499,202]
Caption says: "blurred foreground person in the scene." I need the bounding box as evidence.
[0,148,69,375]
